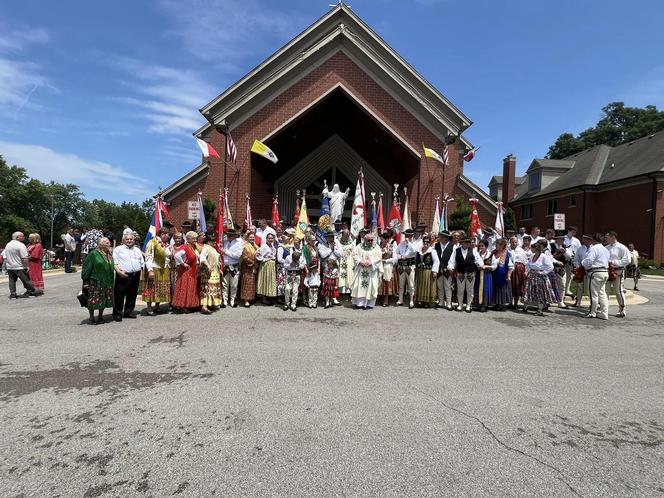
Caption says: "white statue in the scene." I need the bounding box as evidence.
[323,180,350,222]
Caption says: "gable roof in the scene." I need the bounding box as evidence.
[488,175,525,188]
[514,130,664,201]
[458,174,497,217]
[195,3,473,148]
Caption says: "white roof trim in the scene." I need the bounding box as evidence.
[260,82,422,159]
[195,4,472,144]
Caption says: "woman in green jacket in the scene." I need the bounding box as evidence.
[82,237,115,324]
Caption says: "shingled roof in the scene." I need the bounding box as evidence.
[515,130,664,201]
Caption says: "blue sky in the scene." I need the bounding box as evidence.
[1,0,663,202]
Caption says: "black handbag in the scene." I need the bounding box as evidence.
[77,284,89,307]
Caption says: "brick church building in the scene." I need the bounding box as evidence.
[160,3,495,229]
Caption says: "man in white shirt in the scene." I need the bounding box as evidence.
[220,229,244,308]
[605,230,630,318]
[63,228,77,273]
[448,237,483,313]
[5,232,38,298]
[529,226,544,246]
[563,226,581,296]
[581,233,610,320]
[396,229,417,308]
[572,236,590,307]
[256,220,276,242]
[517,227,527,247]
[112,233,145,321]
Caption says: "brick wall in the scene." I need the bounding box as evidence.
[168,50,465,229]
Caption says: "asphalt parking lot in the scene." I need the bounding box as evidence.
[1,272,663,497]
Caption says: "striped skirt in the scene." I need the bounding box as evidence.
[257,260,277,297]
[523,272,557,306]
[379,275,397,296]
[415,269,437,303]
[142,268,171,303]
[511,262,526,300]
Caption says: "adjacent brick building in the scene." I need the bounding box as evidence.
[492,131,664,260]
[160,4,495,230]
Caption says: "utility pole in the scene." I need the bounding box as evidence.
[49,193,55,250]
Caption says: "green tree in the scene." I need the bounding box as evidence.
[546,102,664,159]
[449,197,471,232]
[503,206,517,233]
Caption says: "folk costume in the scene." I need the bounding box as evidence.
[350,240,382,309]
[199,244,222,309]
[509,245,529,306]
[492,249,514,309]
[336,234,355,295]
[414,245,440,306]
[473,248,497,310]
[81,247,114,311]
[605,240,630,317]
[239,240,259,303]
[582,240,610,320]
[27,242,44,291]
[172,243,199,310]
[625,248,640,290]
[304,259,321,308]
[142,237,172,305]
[448,243,483,313]
[283,245,305,311]
[378,239,398,298]
[522,253,557,314]
[572,243,590,307]
[321,263,340,306]
[396,233,417,308]
[256,242,278,298]
[222,233,244,307]
[434,236,455,309]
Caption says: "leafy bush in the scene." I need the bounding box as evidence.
[639,258,662,269]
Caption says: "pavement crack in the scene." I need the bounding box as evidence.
[412,386,582,497]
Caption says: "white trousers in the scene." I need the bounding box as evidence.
[284,273,300,308]
[456,273,475,308]
[589,270,609,318]
[564,263,574,295]
[222,271,239,306]
[437,273,454,307]
[605,267,625,311]
[398,266,415,304]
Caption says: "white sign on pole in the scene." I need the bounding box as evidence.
[188,201,200,220]
[554,213,565,231]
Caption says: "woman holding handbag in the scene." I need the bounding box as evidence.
[81,237,114,325]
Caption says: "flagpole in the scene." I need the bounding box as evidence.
[417,146,424,225]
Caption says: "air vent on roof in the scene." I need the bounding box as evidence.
[610,163,615,169]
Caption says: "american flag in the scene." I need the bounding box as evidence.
[226,133,237,163]
[442,141,449,167]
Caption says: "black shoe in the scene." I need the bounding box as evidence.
[113,316,123,322]
[9,293,18,299]
[123,313,137,319]
[22,291,35,297]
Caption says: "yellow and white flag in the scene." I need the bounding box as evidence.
[423,145,444,164]
[295,196,309,240]
[251,139,278,164]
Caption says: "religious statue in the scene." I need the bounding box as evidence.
[322,180,351,222]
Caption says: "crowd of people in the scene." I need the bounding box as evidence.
[2,220,642,325]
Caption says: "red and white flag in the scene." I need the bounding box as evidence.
[464,147,480,162]
[271,196,281,228]
[350,171,366,238]
[494,201,505,238]
[226,133,237,163]
[387,202,402,244]
[377,193,385,231]
[196,137,221,158]
[216,191,224,252]
[469,198,483,240]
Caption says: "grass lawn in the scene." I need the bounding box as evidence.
[640,268,664,277]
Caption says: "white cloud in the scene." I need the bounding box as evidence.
[159,0,305,63]
[108,58,215,136]
[0,141,153,199]
[0,27,56,118]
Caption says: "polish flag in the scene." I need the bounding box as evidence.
[387,203,403,243]
[271,197,281,228]
[196,137,221,158]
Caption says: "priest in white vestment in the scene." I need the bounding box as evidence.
[351,232,383,309]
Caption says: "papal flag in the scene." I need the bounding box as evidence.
[295,195,309,240]
[251,139,278,164]
[423,145,444,164]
